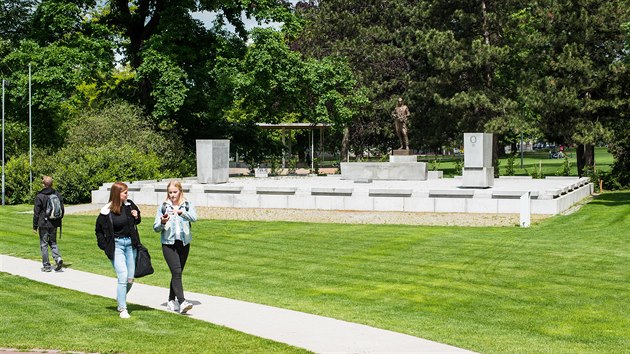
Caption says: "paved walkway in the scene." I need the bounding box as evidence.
[1,255,476,353]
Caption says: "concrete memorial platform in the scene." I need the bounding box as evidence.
[91,133,591,217]
[91,175,592,216]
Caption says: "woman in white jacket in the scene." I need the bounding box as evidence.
[153,180,197,314]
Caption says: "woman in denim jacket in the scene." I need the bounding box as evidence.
[153,180,197,314]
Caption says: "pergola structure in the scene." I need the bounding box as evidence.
[256,123,331,170]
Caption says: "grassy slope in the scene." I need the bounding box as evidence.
[1,191,629,353]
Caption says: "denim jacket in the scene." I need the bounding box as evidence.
[153,199,197,246]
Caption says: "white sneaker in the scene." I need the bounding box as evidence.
[167,300,180,312]
[119,309,131,319]
[179,300,193,314]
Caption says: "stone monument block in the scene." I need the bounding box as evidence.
[462,133,494,188]
[341,162,427,181]
[196,139,229,184]
[464,133,493,168]
[389,155,417,163]
[393,149,413,156]
[462,167,494,188]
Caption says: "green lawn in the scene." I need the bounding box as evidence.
[0,274,307,353]
[419,147,614,177]
[2,191,630,353]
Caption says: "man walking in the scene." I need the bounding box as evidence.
[33,175,64,272]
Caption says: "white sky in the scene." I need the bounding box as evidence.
[191,11,282,32]
[191,1,300,32]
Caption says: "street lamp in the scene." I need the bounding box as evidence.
[2,79,6,206]
[29,64,33,189]
[520,132,524,169]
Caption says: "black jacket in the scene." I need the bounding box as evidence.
[95,200,142,260]
[33,187,64,230]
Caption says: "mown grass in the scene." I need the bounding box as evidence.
[0,274,307,353]
[419,147,613,177]
[2,191,630,353]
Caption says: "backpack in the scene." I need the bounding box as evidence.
[46,193,64,220]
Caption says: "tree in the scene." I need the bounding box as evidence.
[0,0,117,152]
[213,28,367,162]
[507,1,630,176]
[0,0,37,45]
[607,21,630,187]
[101,1,296,115]
[295,0,525,157]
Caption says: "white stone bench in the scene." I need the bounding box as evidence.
[498,176,533,179]
[369,189,413,197]
[256,187,297,195]
[126,184,142,191]
[155,184,191,193]
[204,185,243,194]
[544,188,563,198]
[428,189,475,198]
[492,190,540,199]
[311,188,353,196]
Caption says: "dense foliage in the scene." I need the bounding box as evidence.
[0,0,629,204]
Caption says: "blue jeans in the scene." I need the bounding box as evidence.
[110,237,137,311]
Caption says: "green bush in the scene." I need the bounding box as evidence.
[4,153,37,204]
[3,102,194,205]
[557,156,571,176]
[430,158,439,171]
[51,144,163,203]
[504,154,515,176]
[287,155,298,174]
[269,156,281,176]
[527,161,545,179]
[453,157,463,176]
[64,101,190,177]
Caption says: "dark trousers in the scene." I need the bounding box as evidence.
[162,240,190,302]
[39,227,61,267]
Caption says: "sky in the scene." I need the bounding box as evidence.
[191,10,282,32]
[191,1,301,33]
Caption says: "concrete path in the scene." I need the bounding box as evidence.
[1,255,476,354]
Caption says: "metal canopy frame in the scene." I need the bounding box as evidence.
[256,123,331,171]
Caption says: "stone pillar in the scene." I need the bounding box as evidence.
[196,140,229,184]
[462,133,494,188]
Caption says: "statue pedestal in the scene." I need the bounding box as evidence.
[196,140,229,184]
[393,149,412,156]
[341,154,427,181]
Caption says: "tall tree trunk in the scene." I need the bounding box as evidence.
[492,133,500,177]
[341,125,350,162]
[584,144,595,172]
[576,144,595,177]
[577,144,585,177]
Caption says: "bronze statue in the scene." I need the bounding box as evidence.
[392,97,410,150]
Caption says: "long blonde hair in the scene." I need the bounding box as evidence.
[165,180,184,205]
[109,182,128,214]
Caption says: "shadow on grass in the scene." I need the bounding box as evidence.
[589,191,630,206]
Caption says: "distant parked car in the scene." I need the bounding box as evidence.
[533,142,545,150]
